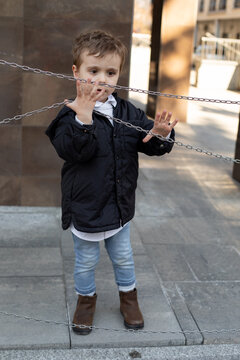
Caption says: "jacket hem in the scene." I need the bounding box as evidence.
[62,214,134,233]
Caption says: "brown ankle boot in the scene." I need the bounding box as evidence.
[72,293,97,335]
[119,288,144,329]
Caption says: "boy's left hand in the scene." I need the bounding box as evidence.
[142,110,178,143]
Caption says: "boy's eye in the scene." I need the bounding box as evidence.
[90,69,97,74]
[108,71,116,76]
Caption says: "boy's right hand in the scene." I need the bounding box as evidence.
[65,79,105,124]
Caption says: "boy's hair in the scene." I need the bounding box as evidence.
[72,30,127,72]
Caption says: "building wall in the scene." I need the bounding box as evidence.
[0,0,134,206]
[196,0,240,45]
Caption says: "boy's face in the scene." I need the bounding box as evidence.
[72,50,121,103]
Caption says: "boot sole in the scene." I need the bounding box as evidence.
[124,320,144,330]
[120,311,144,330]
[72,325,92,335]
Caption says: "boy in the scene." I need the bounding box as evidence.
[46,30,177,335]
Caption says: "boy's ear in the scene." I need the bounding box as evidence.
[72,65,78,78]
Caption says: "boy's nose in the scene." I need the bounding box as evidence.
[96,73,106,84]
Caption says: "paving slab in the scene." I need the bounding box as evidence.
[135,191,180,218]
[137,171,204,197]
[206,197,240,220]
[142,244,197,282]
[179,244,240,281]
[136,236,240,284]
[0,277,69,349]
[163,282,203,346]
[136,184,220,219]
[0,207,61,247]
[0,207,61,214]
[174,282,240,345]
[130,220,147,255]
[134,215,240,246]
[0,248,63,276]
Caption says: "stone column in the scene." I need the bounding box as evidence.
[0,0,134,206]
[0,0,24,205]
[147,0,198,122]
[233,113,240,183]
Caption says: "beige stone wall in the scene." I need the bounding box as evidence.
[198,0,240,20]
[196,0,240,44]
[0,0,134,206]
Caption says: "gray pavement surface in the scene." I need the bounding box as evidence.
[1,345,240,360]
[0,86,240,359]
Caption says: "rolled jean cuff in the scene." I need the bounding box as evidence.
[75,286,96,296]
[118,282,136,292]
[76,290,95,297]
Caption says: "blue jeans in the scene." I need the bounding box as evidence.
[72,223,136,295]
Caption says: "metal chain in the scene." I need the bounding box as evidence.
[0,101,66,125]
[0,103,239,163]
[94,110,240,164]
[0,58,239,163]
[1,58,240,105]
[1,310,240,335]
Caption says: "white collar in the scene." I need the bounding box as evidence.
[94,94,117,109]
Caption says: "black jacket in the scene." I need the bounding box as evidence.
[45,94,175,232]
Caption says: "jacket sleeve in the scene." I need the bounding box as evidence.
[50,119,98,163]
[136,109,175,156]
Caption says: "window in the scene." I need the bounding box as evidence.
[234,0,240,7]
[199,0,204,11]
[209,0,216,11]
[219,0,227,9]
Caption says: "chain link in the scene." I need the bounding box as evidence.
[1,58,240,105]
[0,58,239,163]
[0,101,66,125]
[94,110,240,164]
[1,310,240,335]
[0,103,239,163]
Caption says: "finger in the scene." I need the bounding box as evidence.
[95,88,105,100]
[64,98,73,106]
[84,78,94,95]
[142,134,153,143]
[90,80,101,96]
[159,110,167,122]
[170,119,178,129]
[166,112,172,123]
[154,112,161,123]
[91,80,106,99]
[64,98,74,110]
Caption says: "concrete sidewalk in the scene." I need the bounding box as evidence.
[0,87,240,358]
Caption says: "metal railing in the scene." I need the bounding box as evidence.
[196,36,240,62]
